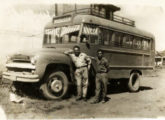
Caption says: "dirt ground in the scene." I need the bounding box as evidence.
[0,68,165,119]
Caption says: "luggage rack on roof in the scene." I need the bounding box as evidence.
[63,8,135,27]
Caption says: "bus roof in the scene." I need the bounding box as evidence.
[45,14,155,39]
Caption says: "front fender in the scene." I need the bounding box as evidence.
[34,53,73,80]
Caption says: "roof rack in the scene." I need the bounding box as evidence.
[63,8,135,27]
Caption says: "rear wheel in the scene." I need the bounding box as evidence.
[128,72,141,92]
[40,71,69,100]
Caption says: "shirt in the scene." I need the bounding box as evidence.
[70,53,91,68]
[96,57,109,73]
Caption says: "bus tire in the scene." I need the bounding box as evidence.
[128,72,141,92]
[40,71,69,100]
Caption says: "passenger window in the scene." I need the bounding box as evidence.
[148,40,151,50]
[80,35,88,43]
[109,31,113,44]
[43,34,48,44]
[102,29,109,45]
[93,6,99,15]
[125,35,133,48]
[48,35,51,43]
[142,39,149,50]
[70,36,77,43]
[151,39,154,50]
[62,35,69,43]
[51,35,56,44]
[111,32,116,46]
[114,32,122,47]
[133,37,142,49]
[90,35,99,45]
[123,34,128,47]
[100,8,106,17]
[82,37,87,43]
[119,33,124,47]
[137,39,142,49]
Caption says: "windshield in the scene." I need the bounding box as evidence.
[43,24,99,45]
[44,25,80,44]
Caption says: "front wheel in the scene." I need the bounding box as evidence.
[40,71,69,100]
[128,72,141,92]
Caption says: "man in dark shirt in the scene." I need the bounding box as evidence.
[91,50,110,104]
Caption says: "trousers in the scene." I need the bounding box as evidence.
[74,67,88,98]
[95,73,108,100]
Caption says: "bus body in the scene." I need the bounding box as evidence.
[3,4,155,99]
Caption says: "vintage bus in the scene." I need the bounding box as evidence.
[3,4,155,99]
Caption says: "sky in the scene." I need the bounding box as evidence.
[0,0,165,55]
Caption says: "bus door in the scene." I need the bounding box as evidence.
[78,34,100,71]
[78,24,101,71]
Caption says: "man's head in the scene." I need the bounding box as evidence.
[73,45,81,56]
[97,49,103,59]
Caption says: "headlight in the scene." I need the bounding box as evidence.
[30,55,39,65]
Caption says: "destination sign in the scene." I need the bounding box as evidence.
[53,16,71,24]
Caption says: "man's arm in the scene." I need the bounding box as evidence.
[88,56,96,61]
[84,54,92,70]
[104,58,110,72]
[64,49,73,55]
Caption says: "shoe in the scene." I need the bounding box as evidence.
[90,100,99,104]
[101,97,109,103]
[101,99,107,103]
[83,98,88,102]
[76,97,82,101]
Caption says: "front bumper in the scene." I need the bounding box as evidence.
[3,71,39,82]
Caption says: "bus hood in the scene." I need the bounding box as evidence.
[11,48,71,57]
[8,48,72,62]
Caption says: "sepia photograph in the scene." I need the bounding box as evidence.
[0,0,165,119]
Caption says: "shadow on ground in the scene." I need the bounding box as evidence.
[1,78,153,101]
[106,79,153,95]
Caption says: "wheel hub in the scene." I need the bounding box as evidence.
[50,78,63,93]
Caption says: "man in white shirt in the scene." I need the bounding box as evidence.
[64,46,91,101]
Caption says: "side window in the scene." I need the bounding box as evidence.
[102,29,109,45]
[142,39,149,50]
[100,8,106,17]
[133,37,142,49]
[129,35,133,48]
[119,33,124,47]
[151,39,154,50]
[62,34,69,43]
[148,40,151,50]
[48,35,51,43]
[109,31,113,44]
[114,32,122,47]
[124,35,133,48]
[137,38,142,49]
[123,34,128,47]
[70,36,77,43]
[111,32,116,46]
[93,6,99,15]
[99,28,108,45]
[43,34,48,44]
[114,32,119,46]
[89,35,99,45]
